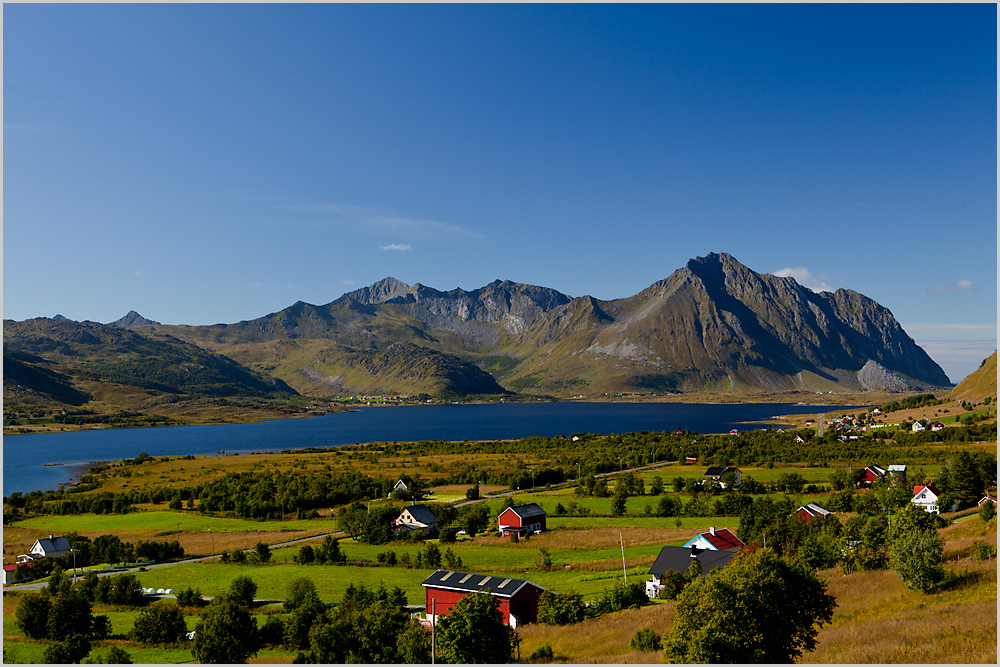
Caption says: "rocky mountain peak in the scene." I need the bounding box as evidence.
[343,277,416,305]
[110,310,160,328]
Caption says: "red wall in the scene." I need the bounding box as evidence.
[424,585,542,626]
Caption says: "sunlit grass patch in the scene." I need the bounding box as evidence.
[517,600,676,663]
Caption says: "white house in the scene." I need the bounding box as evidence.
[393,504,440,536]
[911,483,954,513]
[911,422,925,432]
[18,535,72,563]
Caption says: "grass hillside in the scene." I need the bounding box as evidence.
[948,350,997,404]
[3,318,320,432]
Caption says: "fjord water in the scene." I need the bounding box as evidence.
[3,402,851,494]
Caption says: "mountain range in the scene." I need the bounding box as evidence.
[4,253,953,409]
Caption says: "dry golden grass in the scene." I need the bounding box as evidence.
[476,526,702,551]
[804,533,998,663]
[518,600,676,663]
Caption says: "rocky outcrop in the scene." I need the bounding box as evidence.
[110,310,161,328]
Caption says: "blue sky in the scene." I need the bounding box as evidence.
[4,4,996,383]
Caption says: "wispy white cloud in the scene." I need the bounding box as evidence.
[283,204,478,240]
[379,244,413,252]
[772,266,835,293]
[930,279,974,294]
[341,280,357,286]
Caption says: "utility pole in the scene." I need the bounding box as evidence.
[209,529,214,557]
[620,533,627,583]
[576,463,581,482]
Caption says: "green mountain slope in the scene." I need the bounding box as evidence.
[3,318,298,401]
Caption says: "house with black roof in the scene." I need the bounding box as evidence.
[497,503,547,536]
[422,569,547,628]
[393,504,440,536]
[704,466,742,489]
[646,545,739,599]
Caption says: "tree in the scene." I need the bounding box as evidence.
[295,545,315,564]
[254,542,272,564]
[284,577,320,612]
[107,573,144,606]
[47,593,94,642]
[42,634,91,664]
[130,605,189,645]
[76,571,100,603]
[191,597,260,663]
[889,528,945,592]
[611,488,628,517]
[395,619,432,663]
[650,476,664,496]
[227,575,258,606]
[47,562,72,597]
[537,589,586,625]
[15,591,51,639]
[663,548,836,663]
[284,599,327,650]
[176,587,204,608]
[981,500,996,523]
[435,591,519,664]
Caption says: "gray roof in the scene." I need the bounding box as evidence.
[422,570,546,599]
[33,536,72,554]
[705,466,740,477]
[505,503,546,519]
[400,504,438,526]
[648,546,738,578]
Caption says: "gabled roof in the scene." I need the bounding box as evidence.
[888,465,906,472]
[422,570,546,598]
[797,502,831,518]
[33,536,72,554]
[684,528,744,550]
[400,504,438,525]
[704,466,739,477]
[913,483,940,498]
[648,546,738,578]
[866,465,887,476]
[503,503,546,519]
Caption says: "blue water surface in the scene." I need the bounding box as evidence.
[2,402,852,494]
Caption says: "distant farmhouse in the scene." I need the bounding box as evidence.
[18,535,72,563]
[498,503,547,537]
[422,570,546,628]
[646,545,739,599]
[393,504,439,537]
[795,502,831,522]
[858,465,887,486]
[911,483,955,513]
[704,466,742,489]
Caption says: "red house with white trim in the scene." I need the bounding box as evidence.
[497,503,547,537]
[422,570,546,628]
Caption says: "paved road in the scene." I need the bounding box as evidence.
[3,530,345,594]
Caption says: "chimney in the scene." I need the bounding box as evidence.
[709,527,715,536]
[690,545,701,558]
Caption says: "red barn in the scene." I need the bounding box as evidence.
[795,502,831,523]
[497,503,547,537]
[422,570,546,628]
